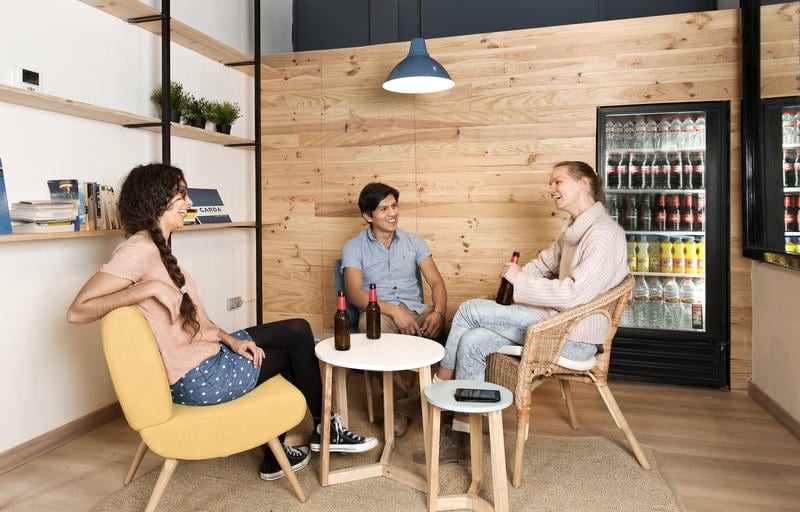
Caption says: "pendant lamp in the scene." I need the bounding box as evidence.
[382,37,454,94]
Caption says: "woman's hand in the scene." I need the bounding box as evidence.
[151,280,184,323]
[501,261,520,284]
[231,338,265,368]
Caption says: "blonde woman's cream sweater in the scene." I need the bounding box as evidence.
[513,201,629,344]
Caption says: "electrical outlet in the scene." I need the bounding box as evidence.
[226,296,243,311]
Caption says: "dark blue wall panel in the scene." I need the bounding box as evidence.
[293,0,722,52]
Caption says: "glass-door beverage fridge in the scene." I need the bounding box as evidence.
[760,96,800,254]
[597,102,730,389]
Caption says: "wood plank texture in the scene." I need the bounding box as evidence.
[260,6,795,390]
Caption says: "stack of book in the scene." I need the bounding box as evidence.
[9,200,78,233]
[46,179,120,231]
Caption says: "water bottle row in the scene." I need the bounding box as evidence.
[605,113,706,152]
[626,235,705,274]
[780,108,800,146]
[620,276,705,331]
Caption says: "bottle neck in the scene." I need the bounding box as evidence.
[368,287,378,302]
[337,295,347,311]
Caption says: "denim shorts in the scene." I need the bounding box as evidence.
[170,329,259,406]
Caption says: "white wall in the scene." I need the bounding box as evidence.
[750,261,800,420]
[0,0,262,453]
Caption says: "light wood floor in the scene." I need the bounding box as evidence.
[1,379,799,511]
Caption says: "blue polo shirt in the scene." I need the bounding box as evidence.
[341,227,431,314]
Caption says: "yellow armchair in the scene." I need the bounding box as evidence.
[101,306,308,511]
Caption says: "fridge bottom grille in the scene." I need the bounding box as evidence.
[608,336,729,389]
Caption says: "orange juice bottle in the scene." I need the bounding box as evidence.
[636,236,650,273]
[649,236,661,273]
[684,236,697,274]
[660,237,673,274]
[696,236,705,274]
[626,235,637,272]
[672,237,685,274]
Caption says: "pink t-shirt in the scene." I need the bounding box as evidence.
[100,233,221,384]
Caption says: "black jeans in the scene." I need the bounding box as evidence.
[245,318,322,422]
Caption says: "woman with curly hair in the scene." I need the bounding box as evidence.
[67,163,376,482]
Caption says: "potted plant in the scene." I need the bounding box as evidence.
[150,81,187,123]
[180,95,213,129]
[208,100,241,134]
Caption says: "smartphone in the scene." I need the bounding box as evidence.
[453,387,501,403]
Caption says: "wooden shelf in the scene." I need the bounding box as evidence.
[79,0,256,76]
[0,221,256,243]
[0,84,155,125]
[0,84,254,149]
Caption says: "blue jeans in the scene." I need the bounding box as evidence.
[440,299,538,381]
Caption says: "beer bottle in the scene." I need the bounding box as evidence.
[334,290,351,351]
[496,251,520,305]
[366,283,381,339]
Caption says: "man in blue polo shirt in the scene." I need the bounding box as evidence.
[342,182,448,340]
[342,182,448,436]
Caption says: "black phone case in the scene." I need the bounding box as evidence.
[453,387,501,402]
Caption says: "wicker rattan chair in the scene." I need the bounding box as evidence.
[485,274,650,488]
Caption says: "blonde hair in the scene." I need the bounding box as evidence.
[554,160,605,206]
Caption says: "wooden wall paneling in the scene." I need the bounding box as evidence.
[263,7,751,387]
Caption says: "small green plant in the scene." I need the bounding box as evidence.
[180,95,213,123]
[149,81,187,112]
[208,101,242,126]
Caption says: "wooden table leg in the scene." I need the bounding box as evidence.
[319,362,333,486]
[488,410,509,512]
[417,365,433,472]
[380,371,395,464]
[427,406,442,512]
[467,414,484,496]
[333,366,348,426]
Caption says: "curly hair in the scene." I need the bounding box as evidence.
[117,163,200,337]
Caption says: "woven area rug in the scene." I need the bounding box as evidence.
[92,415,683,512]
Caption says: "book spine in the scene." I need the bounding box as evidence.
[0,158,12,235]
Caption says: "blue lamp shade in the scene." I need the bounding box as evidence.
[382,37,454,94]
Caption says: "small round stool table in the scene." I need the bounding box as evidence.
[424,379,513,512]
